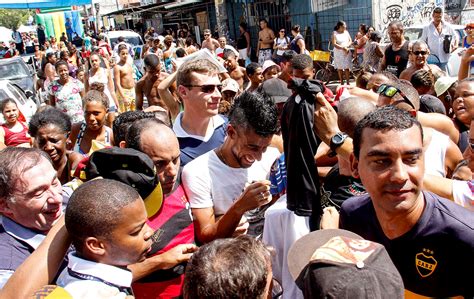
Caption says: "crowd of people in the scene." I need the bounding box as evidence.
[0,6,473,299]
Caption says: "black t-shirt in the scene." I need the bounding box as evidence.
[384,41,409,77]
[321,164,366,210]
[340,192,474,297]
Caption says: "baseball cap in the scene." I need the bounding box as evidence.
[85,147,163,218]
[434,76,457,96]
[262,60,281,74]
[259,77,291,104]
[288,229,404,298]
[221,78,240,93]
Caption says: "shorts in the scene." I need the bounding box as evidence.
[117,87,136,112]
[258,48,273,66]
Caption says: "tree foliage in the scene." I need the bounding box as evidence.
[0,9,31,30]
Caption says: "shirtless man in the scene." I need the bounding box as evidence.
[201,29,220,54]
[257,19,275,66]
[136,54,175,110]
[114,44,136,112]
[223,49,247,89]
[399,40,445,81]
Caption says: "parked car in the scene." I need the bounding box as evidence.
[0,80,38,124]
[0,57,36,97]
[104,30,144,72]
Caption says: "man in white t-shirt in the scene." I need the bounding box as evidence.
[420,7,458,71]
[215,36,239,58]
[182,91,281,243]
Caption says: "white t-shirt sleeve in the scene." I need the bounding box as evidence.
[452,180,474,211]
[0,270,14,289]
[182,154,214,209]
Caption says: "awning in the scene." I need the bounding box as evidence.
[163,0,201,9]
[0,0,91,9]
[102,2,166,17]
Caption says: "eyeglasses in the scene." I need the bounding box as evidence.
[280,30,285,33]
[185,84,222,93]
[412,50,428,56]
[377,84,416,110]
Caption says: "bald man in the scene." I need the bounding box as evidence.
[124,118,195,298]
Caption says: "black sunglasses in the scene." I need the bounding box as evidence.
[185,84,222,93]
[412,50,428,56]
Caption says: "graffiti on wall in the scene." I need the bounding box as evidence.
[374,0,462,34]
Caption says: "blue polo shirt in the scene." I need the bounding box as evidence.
[339,191,474,297]
[173,113,227,167]
[0,217,46,288]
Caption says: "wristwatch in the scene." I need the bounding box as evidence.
[329,132,348,156]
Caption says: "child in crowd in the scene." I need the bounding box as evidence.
[223,49,247,90]
[0,98,30,149]
[57,179,154,297]
[245,62,264,92]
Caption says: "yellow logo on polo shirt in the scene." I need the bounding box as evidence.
[415,248,437,278]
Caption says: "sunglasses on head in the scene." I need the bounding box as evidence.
[377,84,416,110]
[185,84,222,93]
[412,50,428,56]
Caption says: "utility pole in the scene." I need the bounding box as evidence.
[214,0,229,39]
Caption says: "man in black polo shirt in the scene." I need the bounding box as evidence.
[339,106,473,297]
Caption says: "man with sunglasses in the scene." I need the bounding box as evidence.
[136,54,175,111]
[174,59,227,166]
[182,91,280,244]
[399,40,445,81]
[201,29,220,54]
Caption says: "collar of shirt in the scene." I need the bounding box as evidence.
[1,216,45,250]
[67,252,133,288]
[173,112,226,142]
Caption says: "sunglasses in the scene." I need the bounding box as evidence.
[377,84,416,110]
[412,50,428,56]
[280,30,285,33]
[185,84,222,93]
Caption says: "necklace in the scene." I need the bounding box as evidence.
[216,146,229,166]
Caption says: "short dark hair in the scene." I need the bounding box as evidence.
[433,7,443,14]
[282,50,297,63]
[65,179,141,253]
[177,59,218,87]
[410,69,434,89]
[223,48,236,60]
[118,44,128,53]
[126,118,165,151]
[228,91,278,137]
[112,110,155,143]
[28,107,72,137]
[185,37,194,46]
[176,48,186,58]
[118,36,125,42]
[183,235,271,299]
[246,62,260,76]
[144,54,160,70]
[388,20,404,31]
[55,60,68,70]
[0,98,17,112]
[239,22,248,31]
[291,54,313,71]
[83,90,109,109]
[0,147,50,204]
[337,97,375,138]
[353,106,423,159]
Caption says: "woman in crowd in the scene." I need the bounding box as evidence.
[362,31,384,72]
[85,52,119,113]
[28,44,44,72]
[59,49,77,78]
[28,107,83,184]
[462,23,474,74]
[237,22,251,66]
[353,23,369,66]
[273,28,290,64]
[0,99,30,149]
[289,24,306,54]
[185,37,198,55]
[68,90,113,156]
[332,21,353,85]
[163,35,175,74]
[48,60,85,123]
